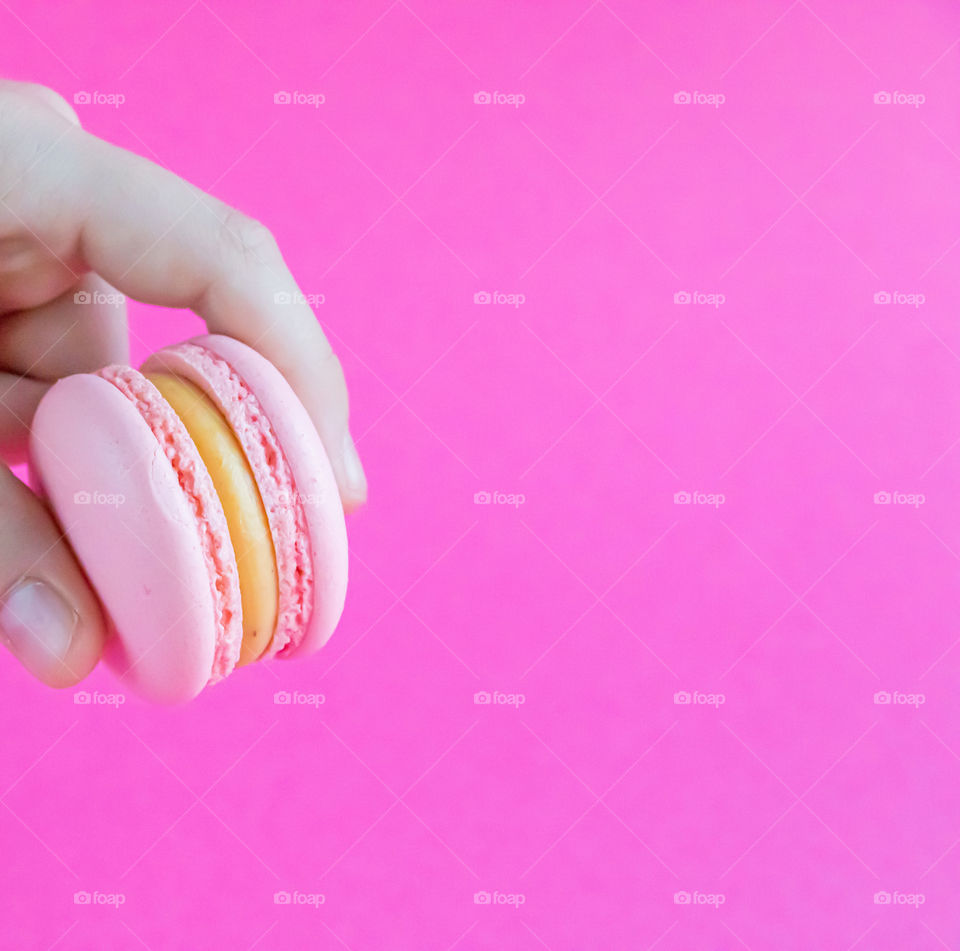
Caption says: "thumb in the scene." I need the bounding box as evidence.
[0,464,105,687]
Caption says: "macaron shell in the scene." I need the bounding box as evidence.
[29,374,218,703]
[183,334,347,657]
[99,366,243,685]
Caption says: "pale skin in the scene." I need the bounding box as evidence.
[0,80,366,687]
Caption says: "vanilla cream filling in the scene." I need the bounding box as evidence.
[147,373,278,665]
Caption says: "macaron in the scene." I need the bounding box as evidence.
[29,334,348,703]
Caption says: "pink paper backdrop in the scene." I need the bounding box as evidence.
[3,0,960,947]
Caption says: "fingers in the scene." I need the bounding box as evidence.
[0,83,367,510]
[0,272,129,382]
[0,463,105,687]
[0,274,129,380]
[0,372,47,465]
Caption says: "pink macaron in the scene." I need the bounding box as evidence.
[29,334,348,703]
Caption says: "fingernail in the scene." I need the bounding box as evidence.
[342,430,367,503]
[0,578,78,678]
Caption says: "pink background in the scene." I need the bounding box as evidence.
[4,0,960,947]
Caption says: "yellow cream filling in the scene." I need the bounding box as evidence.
[147,373,277,666]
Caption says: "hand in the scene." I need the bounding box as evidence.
[0,80,366,687]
